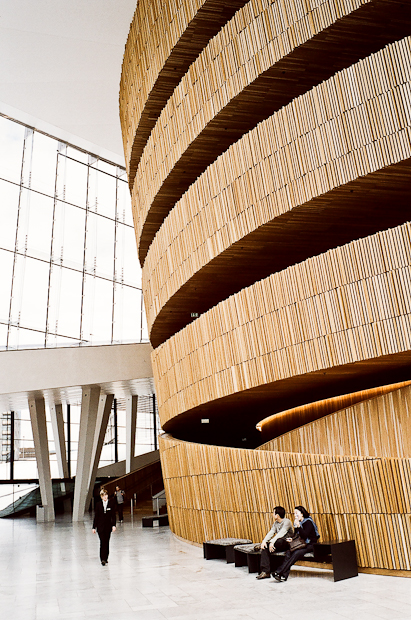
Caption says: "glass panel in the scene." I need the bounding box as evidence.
[91,158,116,175]
[10,255,49,332]
[113,284,141,343]
[53,201,85,270]
[117,178,133,226]
[0,117,25,184]
[66,146,89,164]
[46,333,81,348]
[21,128,34,189]
[29,132,58,197]
[16,189,54,261]
[13,411,38,475]
[141,296,149,341]
[0,179,20,251]
[81,275,113,344]
[56,156,88,207]
[0,323,8,350]
[47,266,82,339]
[88,168,117,219]
[0,483,39,509]
[0,250,14,322]
[8,326,45,349]
[115,223,140,287]
[85,211,115,279]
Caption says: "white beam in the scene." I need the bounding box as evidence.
[85,393,114,510]
[29,397,55,522]
[126,395,138,474]
[50,402,68,480]
[72,386,101,521]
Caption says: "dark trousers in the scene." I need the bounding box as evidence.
[260,537,290,574]
[98,530,111,562]
[277,544,314,578]
[117,503,124,521]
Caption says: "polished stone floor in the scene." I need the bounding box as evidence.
[1,513,410,620]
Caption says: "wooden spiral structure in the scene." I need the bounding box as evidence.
[121,0,411,574]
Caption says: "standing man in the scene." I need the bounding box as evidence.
[256,506,294,579]
[115,485,125,522]
[92,488,116,565]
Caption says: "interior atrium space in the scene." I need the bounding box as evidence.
[1,1,411,618]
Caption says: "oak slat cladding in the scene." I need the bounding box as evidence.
[152,221,411,428]
[261,384,411,458]
[159,431,411,571]
[143,36,411,344]
[131,0,410,263]
[257,381,411,440]
[120,0,248,189]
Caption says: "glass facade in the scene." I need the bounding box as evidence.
[0,114,148,349]
[0,115,157,497]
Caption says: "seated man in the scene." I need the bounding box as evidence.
[256,506,294,580]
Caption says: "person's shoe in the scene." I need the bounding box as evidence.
[273,572,281,581]
[256,572,271,580]
[101,561,106,566]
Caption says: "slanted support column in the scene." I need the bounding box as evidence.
[50,402,69,492]
[126,395,138,473]
[72,386,101,521]
[85,394,114,510]
[29,397,55,522]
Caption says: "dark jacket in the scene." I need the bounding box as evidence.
[297,518,319,544]
[93,499,116,533]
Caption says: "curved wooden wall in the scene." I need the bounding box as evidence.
[143,37,411,344]
[257,380,411,441]
[120,0,247,189]
[160,429,411,571]
[153,221,411,427]
[132,0,410,261]
[121,0,411,574]
[260,382,411,457]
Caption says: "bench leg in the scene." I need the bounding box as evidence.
[203,543,226,560]
[247,554,261,573]
[234,550,248,567]
[331,541,358,582]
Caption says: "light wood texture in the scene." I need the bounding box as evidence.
[257,381,411,441]
[130,0,410,262]
[261,383,411,458]
[159,430,411,571]
[143,36,411,345]
[153,221,411,428]
[120,0,247,190]
[121,0,411,574]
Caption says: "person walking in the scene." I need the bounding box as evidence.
[92,488,116,565]
[115,485,125,522]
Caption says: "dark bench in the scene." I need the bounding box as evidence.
[234,539,358,582]
[142,514,169,527]
[203,538,252,563]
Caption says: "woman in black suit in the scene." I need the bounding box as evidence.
[92,488,116,565]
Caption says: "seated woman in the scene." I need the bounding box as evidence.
[273,505,320,582]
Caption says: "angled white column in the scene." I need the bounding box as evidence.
[126,395,138,473]
[85,393,114,510]
[29,397,55,522]
[50,402,68,492]
[72,386,101,521]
